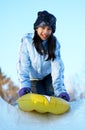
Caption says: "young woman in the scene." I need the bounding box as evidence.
[17,10,70,101]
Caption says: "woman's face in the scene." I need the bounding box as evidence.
[36,26,52,40]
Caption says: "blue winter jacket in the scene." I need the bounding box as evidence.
[17,33,67,96]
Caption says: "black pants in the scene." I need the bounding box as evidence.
[31,74,54,96]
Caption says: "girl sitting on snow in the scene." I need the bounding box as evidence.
[17,10,70,101]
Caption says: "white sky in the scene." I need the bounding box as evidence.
[0,0,85,85]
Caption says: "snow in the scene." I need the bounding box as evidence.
[0,97,85,130]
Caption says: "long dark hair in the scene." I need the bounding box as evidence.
[33,31,57,61]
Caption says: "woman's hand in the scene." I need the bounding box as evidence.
[18,87,31,97]
[58,92,70,102]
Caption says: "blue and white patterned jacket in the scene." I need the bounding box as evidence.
[17,33,67,96]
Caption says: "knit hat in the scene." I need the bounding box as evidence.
[34,10,56,33]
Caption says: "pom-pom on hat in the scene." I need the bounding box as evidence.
[34,10,56,33]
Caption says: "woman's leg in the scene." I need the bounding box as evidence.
[43,74,54,96]
[31,74,54,96]
[31,80,46,95]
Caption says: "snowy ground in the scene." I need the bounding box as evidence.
[0,97,85,130]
